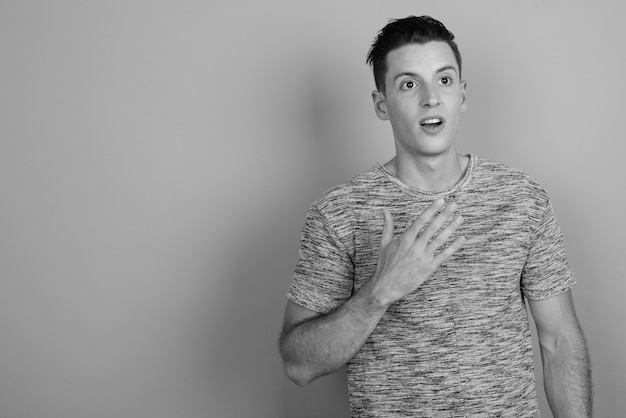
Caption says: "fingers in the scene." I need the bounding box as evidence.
[426,211,463,250]
[385,199,464,253]
[433,236,466,265]
[417,200,459,244]
[405,198,446,237]
[380,208,394,248]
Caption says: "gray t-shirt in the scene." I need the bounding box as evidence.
[288,155,575,417]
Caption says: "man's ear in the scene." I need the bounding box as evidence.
[460,80,468,112]
[371,90,389,120]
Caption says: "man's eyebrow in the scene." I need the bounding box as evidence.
[435,65,458,75]
[392,65,458,82]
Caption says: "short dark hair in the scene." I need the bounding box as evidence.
[366,16,462,93]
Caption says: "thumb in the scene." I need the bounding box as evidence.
[381,208,394,248]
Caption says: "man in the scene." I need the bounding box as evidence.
[279,16,592,417]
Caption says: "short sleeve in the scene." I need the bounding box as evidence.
[521,197,576,300]
[287,205,355,314]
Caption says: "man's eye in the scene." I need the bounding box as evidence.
[403,80,416,89]
[440,77,452,85]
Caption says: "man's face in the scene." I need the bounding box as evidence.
[372,41,467,159]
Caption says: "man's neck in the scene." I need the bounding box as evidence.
[384,152,469,192]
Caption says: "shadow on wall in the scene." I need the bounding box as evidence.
[207,65,363,417]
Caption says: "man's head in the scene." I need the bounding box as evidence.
[367,16,467,160]
[367,16,462,94]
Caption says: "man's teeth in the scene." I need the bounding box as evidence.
[422,118,442,125]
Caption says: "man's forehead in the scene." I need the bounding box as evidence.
[385,41,459,76]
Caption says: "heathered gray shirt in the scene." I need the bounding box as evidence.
[288,155,575,417]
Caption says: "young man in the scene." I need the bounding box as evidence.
[279,16,592,417]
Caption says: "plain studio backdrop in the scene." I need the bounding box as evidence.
[1,1,624,417]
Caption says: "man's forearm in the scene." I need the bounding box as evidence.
[542,324,592,417]
[279,281,389,386]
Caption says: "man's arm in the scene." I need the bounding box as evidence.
[279,286,388,386]
[528,290,592,417]
[279,199,465,386]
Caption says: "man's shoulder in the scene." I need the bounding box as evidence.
[312,166,387,212]
[473,156,546,195]
[474,157,534,180]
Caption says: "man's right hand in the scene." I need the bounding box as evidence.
[280,198,466,386]
[370,198,465,307]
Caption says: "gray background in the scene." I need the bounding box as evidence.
[1,1,624,417]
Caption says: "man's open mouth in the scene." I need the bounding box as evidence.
[420,117,444,127]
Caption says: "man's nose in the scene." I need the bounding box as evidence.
[421,85,441,108]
